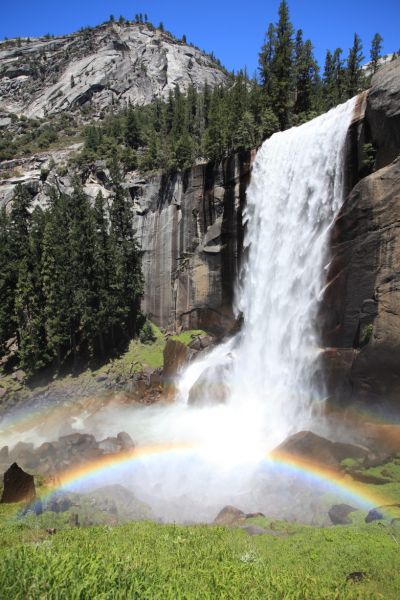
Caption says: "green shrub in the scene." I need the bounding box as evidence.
[139,320,157,344]
[360,323,373,347]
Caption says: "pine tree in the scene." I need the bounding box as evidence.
[204,89,226,161]
[235,111,256,150]
[109,159,143,339]
[294,33,319,114]
[370,33,383,74]
[332,48,346,105]
[259,23,277,107]
[125,108,141,149]
[259,107,280,140]
[9,184,31,262]
[0,208,15,354]
[93,192,112,355]
[347,33,365,97]
[69,180,98,357]
[272,0,295,128]
[41,190,74,366]
[14,206,48,373]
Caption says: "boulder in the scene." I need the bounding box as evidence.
[10,441,34,459]
[163,339,189,379]
[273,431,369,469]
[36,442,57,460]
[57,433,97,452]
[1,462,36,503]
[46,493,73,513]
[98,437,121,454]
[365,508,384,523]
[116,432,135,451]
[328,504,357,525]
[162,339,189,398]
[214,505,246,526]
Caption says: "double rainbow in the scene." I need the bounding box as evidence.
[44,443,396,514]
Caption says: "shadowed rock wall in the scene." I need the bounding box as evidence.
[320,59,400,411]
[135,151,254,334]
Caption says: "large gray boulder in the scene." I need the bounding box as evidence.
[274,431,369,469]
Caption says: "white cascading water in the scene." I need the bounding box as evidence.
[177,97,356,452]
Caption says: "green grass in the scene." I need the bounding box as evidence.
[171,329,207,346]
[0,516,399,599]
[90,325,207,378]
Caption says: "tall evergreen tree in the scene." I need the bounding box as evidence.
[346,33,365,97]
[370,33,383,74]
[272,0,295,128]
[294,32,319,114]
[109,158,143,339]
[259,23,277,107]
[14,206,48,373]
[41,190,74,366]
[332,48,346,105]
[0,208,15,353]
[125,107,141,149]
[69,180,98,357]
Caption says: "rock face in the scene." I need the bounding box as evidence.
[1,462,36,503]
[366,59,400,169]
[320,58,400,411]
[137,151,253,333]
[0,23,228,118]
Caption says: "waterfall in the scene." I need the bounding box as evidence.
[10,99,358,523]
[178,98,356,450]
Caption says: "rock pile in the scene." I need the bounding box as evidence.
[0,431,135,476]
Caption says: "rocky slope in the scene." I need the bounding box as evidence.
[0,22,228,119]
[321,58,400,411]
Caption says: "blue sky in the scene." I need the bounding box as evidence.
[1,0,399,75]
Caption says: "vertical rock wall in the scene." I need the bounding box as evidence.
[135,151,253,334]
[320,59,400,411]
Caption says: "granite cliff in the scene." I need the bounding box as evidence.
[321,58,400,411]
[0,22,228,119]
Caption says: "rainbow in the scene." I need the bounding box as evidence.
[42,443,398,515]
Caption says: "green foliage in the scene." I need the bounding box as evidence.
[0,181,143,375]
[139,320,157,344]
[360,323,374,348]
[346,33,365,97]
[360,142,377,176]
[370,33,383,74]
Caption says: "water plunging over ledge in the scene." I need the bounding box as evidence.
[177,97,357,450]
